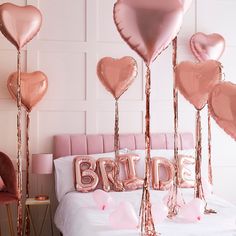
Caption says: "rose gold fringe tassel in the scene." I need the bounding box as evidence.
[16,50,23,236]
[167,37,183,218]
[25,111,31,235]
[195,110,216,214]
[207,106,213,186]
[139,65,159,236]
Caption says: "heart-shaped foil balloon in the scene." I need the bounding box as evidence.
[113,0,183,65]
[175,60,222,110]
[190,33,225,62]
[7,71,48,112]
[97,56,137,100]
[0,3,42,50]
[209,82,236,141]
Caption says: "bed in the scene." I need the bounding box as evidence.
[53,133,236,236]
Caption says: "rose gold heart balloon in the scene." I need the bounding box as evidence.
[97,57,137,100]
[209,82,236,140]
[175,60,222,110]
[113,0,183,65]
[7,71,48,112]
[190,33,225,62]
[0,3,42,50]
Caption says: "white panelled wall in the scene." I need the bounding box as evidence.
[0,0,236,235]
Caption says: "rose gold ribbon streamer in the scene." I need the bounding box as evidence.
[167,37,183,218]
[207,105,213,185]
[194,110,204,200]
[139,65,158,236]
[114,99,120,157]
[195,110,217,214]
[113,99,124,191]
[25,111,30,235]
[16,50,23,236]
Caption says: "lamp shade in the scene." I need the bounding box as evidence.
[32,154,53,174]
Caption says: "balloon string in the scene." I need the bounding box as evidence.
[113,99,124,192]
[25,111,30,236]
[167,37,183,218]
[16,50,23,236]
[207,106,213,185]
[139,65,158,236]
[114,99,120,158]
[194,110,204,199]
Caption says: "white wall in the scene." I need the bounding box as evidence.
[0,0,236,235]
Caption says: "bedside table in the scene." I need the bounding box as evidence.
[23,198,54,236]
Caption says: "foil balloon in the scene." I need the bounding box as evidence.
[74,156,99,192]
[109,201,138,229]
[97,57,137,100]
[7,71,48,112]
[113,0,183,65]
[208,82,236,140]
[178,198,204,223]
[190,33,225,62]
[181,0,193,14]
[118,154,144,190]
[152,157,175,191]
[175,60,222,110]
[0,3,42,50]
[177,155,195,188]
[97,158,123,192]
[92,190,114,211]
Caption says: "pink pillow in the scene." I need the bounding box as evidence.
[0,176,5,191]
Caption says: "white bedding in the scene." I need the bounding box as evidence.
[54,189,236,236]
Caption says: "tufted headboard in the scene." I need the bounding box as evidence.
[53,133,194,159]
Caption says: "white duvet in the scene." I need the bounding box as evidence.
[54,189,236,236]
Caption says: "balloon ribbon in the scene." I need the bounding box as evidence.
[16,50,23,236]
[139,65,158,236]
[167,37,184,218]
[113,99,124,191]
[208,106,213,185]
[195,110,216,214]
[25,111,30,235]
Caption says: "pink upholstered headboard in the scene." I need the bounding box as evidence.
[53,133,194,159]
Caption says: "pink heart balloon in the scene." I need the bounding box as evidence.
[190,33,225,62]
[113,0,183,65]
[175,60,222,110]
[109,201,138,229]
[179,198,204,222]
[97,57,137,100]
[92,190,114,211]
[209,82,236,141]
[0,3,42,50]
[7,71,48,112]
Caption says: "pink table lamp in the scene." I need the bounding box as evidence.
[32,153,53,200]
